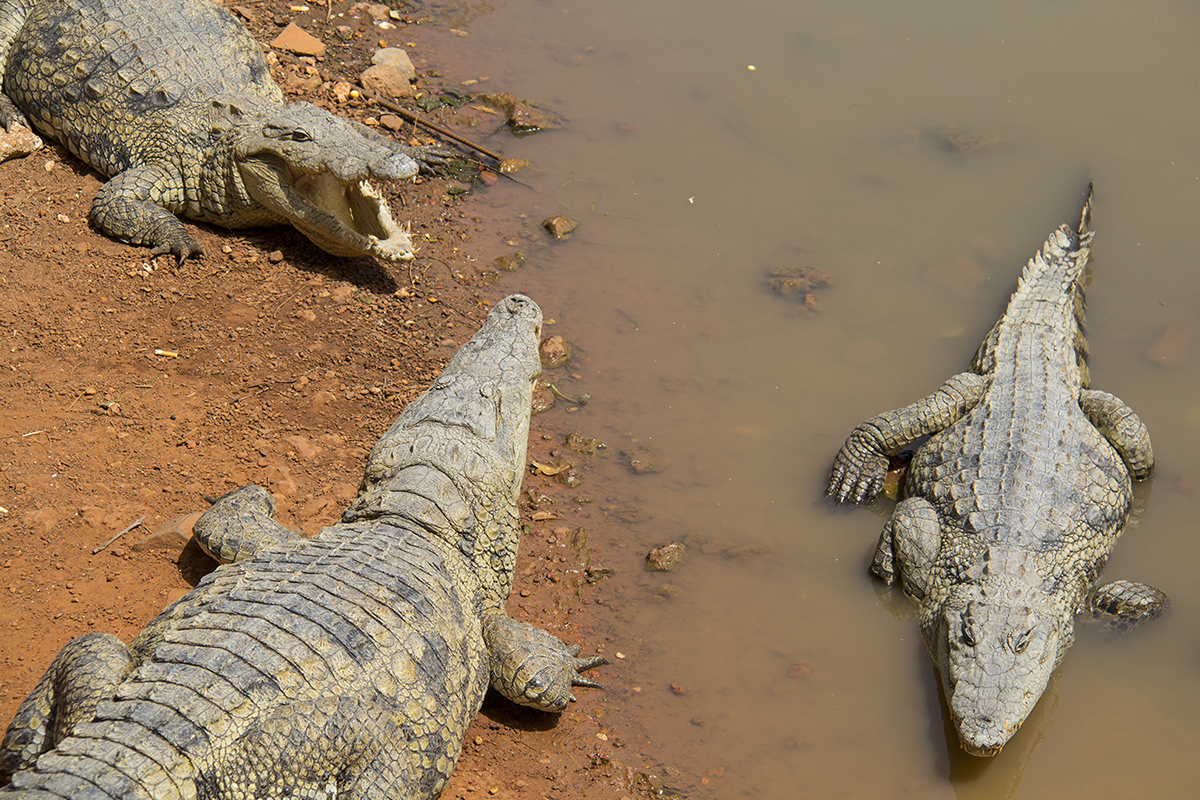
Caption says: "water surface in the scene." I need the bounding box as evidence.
[432,2,1200,796]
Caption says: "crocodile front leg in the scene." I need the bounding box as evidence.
[827,372,985,505]
[0,632,135,782]
[1089,580,1168,633]
[1079,389,1155,480]
[872,497,942,600]
[192,485,304,564]
[90,164,203,264]
[480,611,605,712]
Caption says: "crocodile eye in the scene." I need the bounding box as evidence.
[1010,628,1033,654]
[962,624,978,647]
[289,130,313,142]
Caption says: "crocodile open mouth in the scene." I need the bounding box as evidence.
[241,155,416,261]
[288,172,415,261]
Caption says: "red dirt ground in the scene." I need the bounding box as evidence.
[0,3,681,798]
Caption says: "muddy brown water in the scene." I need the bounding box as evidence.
[426,1,1200,797]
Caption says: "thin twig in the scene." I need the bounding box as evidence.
[92,516,146,554]
[314,67,505,162]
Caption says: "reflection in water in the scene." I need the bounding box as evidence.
[440,0,1200,796]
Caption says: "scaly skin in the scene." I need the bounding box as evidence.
[0,295,603,798]
[826,185,1166,757]
[0,0,451,263]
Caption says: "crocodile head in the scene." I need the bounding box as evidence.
[928,581,1066,757]
[232,102,418,260]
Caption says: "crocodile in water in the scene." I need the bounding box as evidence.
[0,0,449,262]
[826,185,1166,757]
[0,294,603,798]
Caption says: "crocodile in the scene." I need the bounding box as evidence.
[0,0,450,263]
[826,185,1166,757]
[0,294,604,798]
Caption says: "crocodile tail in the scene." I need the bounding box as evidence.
[971,184,1094,380]
[1078,181,1094,238]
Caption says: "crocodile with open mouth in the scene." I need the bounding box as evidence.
[0,0,446,262]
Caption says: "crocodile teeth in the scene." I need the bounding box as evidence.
[288,173,414,261]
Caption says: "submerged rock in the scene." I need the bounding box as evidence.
[623,444,667,474]
[542,215,577,240]
[539,335,570,368]
[646,542,687,572]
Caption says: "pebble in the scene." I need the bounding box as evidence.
[379,114,405,131]
[539,335,570,368]
[0,122,43,162]
[131,512,202,555]
[645,542,686,572]
[360,50,415,98]
[542,215,577,240]
[271,22,326,57]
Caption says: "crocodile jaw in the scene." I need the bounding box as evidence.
[241,157,416,261]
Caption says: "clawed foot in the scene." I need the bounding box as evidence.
[1090,580,1168,633]
[149,235,204,266]
[826,429,889,505]
[483,613,606,712]
[400,144,460,174]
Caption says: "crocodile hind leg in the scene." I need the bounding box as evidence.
[1079,389,1155,480]
[0,632,135,783]
[481,611,606,713]
[192,485,304,564]
[89,164,203,265]
[827,372,985,505]
[1089,580,1168,633]
[200,695,426,800]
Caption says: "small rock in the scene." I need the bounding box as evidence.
[360,54,415,98]
[131,512,202,555]
[365,3,391,20]
[283,434,318,460]
[539,335,570,368]
[565,432,603,456]
[494,250,525,272]
[931,126,1001,155]
[267,250,285,263]
[379,114,405,131]
[623,444,667,474]
[766,266,831,298]
[0,122,43,162]
[21,508,61,534]
[271,22,326,57]
[371,47,415,72]
[310,390,338,410]
[531,380,555,414]
[334,25,354,41]
[1147,323,1192,366]
[332,81,354,103]
[645,542,686,572]
[542,215,577,240]
[499,158,530,174]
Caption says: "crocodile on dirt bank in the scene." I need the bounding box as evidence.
[0,295,604,798]
[826,185,1166,757]
[0,0,449,262]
